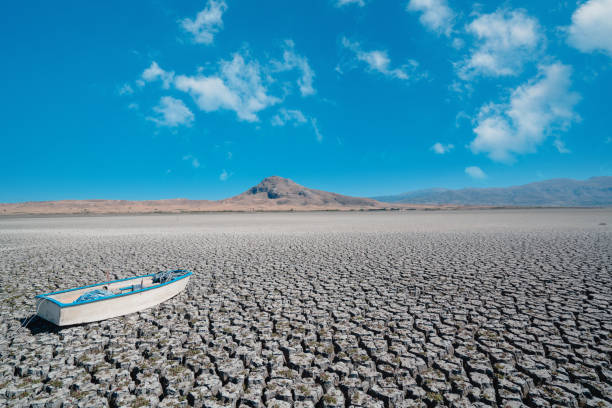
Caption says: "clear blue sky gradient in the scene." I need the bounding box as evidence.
[1,0,611,202]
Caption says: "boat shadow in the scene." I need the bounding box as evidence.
[15,315,61,335]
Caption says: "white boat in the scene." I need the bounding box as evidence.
[35,269,192,326]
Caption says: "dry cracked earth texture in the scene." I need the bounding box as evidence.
[0,210,611,408]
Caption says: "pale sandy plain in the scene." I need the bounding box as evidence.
[1,209,611,407]
[0,176,454,215]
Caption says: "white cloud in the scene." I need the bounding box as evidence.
[554,139,571,154]
[182,154,201,168]
[139,44,313,124]
[471,63,580,162]
[175,52,280,122]
[271,108,308,127]
[452,38,464,49]
[219,169,229,181]
[181,0,227,45]
[335,0,365,7]
[465,166,486,179]
[273,40,316,96]
[118,83,134,95]
[341,37,419,81]
[406,0,455,37]
[431,142,454,154]
[272,108,321,143]
[311,118,323,143]
[567,0,612,57]
[141,62,175,89]
[174,75,235,112]
[455,111,470,127]
[149,96,194,127]
[458,9,543,79]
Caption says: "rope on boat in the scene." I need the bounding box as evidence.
[0,298,44,345]
[18,297,43,333]
[75,288,114,303]
[152,269,186,284]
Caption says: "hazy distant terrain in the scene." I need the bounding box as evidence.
[2,176,611,216]
[0,177,438,215]
[375,176,612,206]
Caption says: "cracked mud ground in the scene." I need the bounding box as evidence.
[1,210,611,408]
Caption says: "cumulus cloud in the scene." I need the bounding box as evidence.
[471,63,580,162]
[139,43,314,124]
[335,0,365,7]
[458,9,543,79]
[149,96,194,127]
[567,0,612,57]
[175,52,280,122]
[141,62,175,89]
[406,0,455,37]
[431,142,454,154]
[271,108,308,127]
[465,166,486,179]
[341,37,419,81]
[273,40,316,96]
[219,169,229,181]
[181,0,227,45]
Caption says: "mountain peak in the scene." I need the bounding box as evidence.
[224,176,382,208]
[260,175,292,183]
[256,176,299,187]
[247,177,307,200]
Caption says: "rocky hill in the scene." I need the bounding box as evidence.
[220,176,382,209]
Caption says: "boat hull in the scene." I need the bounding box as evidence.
[36,273,190,326]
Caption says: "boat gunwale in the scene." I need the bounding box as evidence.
[35,270,192,308]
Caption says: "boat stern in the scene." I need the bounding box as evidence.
[36,296,62,326]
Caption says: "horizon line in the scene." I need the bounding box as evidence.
[1,174,609,205]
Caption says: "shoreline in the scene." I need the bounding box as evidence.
[1,205,610,218]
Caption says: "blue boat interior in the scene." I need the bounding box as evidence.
[36,269,192,307]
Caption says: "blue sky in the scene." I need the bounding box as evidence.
[1,0,611,202]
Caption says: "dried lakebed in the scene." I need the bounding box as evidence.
[0,210,611,408]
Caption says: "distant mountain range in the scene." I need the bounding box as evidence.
[374,176,612,207]
[1,176,610,215]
